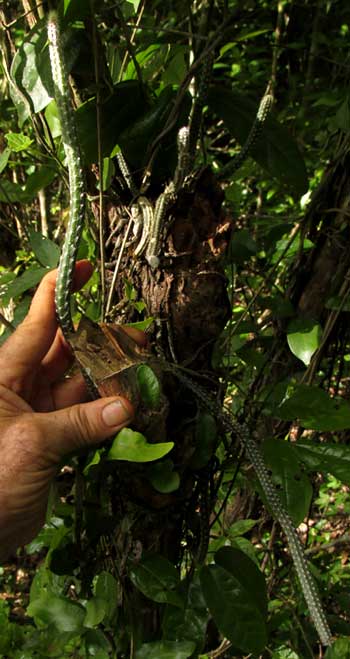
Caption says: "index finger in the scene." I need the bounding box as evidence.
[0,260,93,395]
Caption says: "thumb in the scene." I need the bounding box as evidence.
[38,396,134,458]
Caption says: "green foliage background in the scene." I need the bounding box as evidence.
[1,0,350,657]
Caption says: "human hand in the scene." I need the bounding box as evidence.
[0,261,135,560]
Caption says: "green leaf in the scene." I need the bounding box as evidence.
[230,536,259,565]
[215,546,267,617]
[76,81,145,164]
[163,46,187,86]
[9,80,30,126]
[0,166,56,203]
[93,571,118,622]
[127,0,142,11]
[94,570,118,599]
[325,637,350,658]
[10,19,53,116]
[227,228,257,264]
[334,97,350,133]
[271,648,300,659]
[0,271,16,291]
[293,440,350,486]
[107,428,173,463]
[24,165,57,198]
[83,449,101,475]
[29,230,60,268]
[190,413,217,469]
[277,384,350,431]
[148,460,180,493]
[0,266,48,304]
[200,561,267,654]
[119,85,191,181]
[0,600,24,655]
[27,593,85,632]
[162,581,208,652]
[45,100,62,138]
[287,318,322,366]
[84,597,107,628]
[101,157,115,191]
[137,364,161,409]
[0,148,10,173]
[129,552,183,608]
[228,519,257,538]
[118,87,174,165]
[207,85,308,194]
[135,641,195,659]
[236,28,272,41]
[5,131,33,152]
[125,317,154,331]
[84,629,111,658]
[63,0,92,20]
[262,438,312,525]
[0,179,30,203]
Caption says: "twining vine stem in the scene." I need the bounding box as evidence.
[169,367,332,646]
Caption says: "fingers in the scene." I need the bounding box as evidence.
[32,374,89,412]
[71,260,94,293]
[0,261,93,395]
[51,374,90,410]
[37,395,134,458]
[40,330,73,383]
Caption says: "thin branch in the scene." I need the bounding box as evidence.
[306,534,350,556]
[118,0,146,82]
[91,7,106,320]
[270,1,286,99]
[105,216,133,317]
[115,2,143,85]
[205,639,232,658]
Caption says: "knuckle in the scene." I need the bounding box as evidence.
[66,404,96,448]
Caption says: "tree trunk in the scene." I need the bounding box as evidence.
[89,166,232,641]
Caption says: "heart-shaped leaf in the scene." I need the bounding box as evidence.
[293,440,350,486]
[262,438,312,525]
[29,230,60,268]
[27,593,85,632]
[325,637,350,658]
[200,561,267,654]
[287,319,322,366]
[107,428,173,462]
[148,460,180,493]
[278,384,350,431]
[129,552,183,608]
[83,597,107,628]
[137,364,161,409]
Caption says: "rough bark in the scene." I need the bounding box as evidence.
[88,167,232,638]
